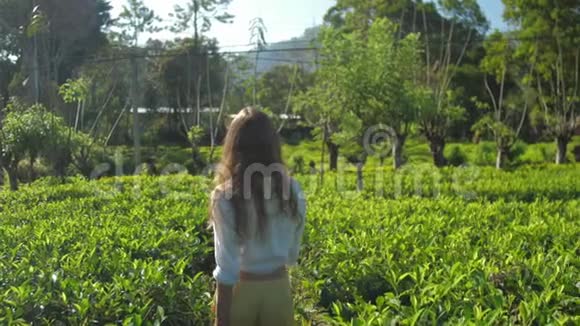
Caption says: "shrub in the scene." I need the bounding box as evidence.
[292,155,305,174]
[16,158,50,181]
[507,141,528,165]
[447,145,467,166]
[473,142,496,166]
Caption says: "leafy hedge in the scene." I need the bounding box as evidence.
[0,167,578,324]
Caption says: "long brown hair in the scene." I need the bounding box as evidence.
[211,107,298,239]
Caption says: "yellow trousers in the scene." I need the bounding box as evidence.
[214,275,295,326]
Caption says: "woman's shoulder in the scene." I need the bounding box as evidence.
[211,183,235,208]
[210,184,236,225]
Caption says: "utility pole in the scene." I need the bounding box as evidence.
[130,52,141,168]
[33,33,39,104]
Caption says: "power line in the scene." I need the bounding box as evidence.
[16,30,580,74]
[25,46,321,72]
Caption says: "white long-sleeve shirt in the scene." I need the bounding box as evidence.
[211,179,306,285]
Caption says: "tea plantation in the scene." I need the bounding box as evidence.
[0,166,578,325]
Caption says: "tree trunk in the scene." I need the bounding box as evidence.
[191,144,203,174]
[7,166,18,191]
[29,155,35,181]
[327,142,339,171]
[495,148,507,169]
[356,162,364,191]
[429,137,447,167]
[555,136,568,164]
[1,88,8,109]
[573,145,580,163]
[392,135,406,170]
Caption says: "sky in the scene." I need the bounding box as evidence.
[109,0,508,48]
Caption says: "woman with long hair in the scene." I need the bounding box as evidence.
[210,107,306,326]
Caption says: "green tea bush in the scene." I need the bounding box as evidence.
[507,141,528,165]
[291,155,305,174]
[294,195,579,325]
[446,145,467,166]
[473,142,496,166]
[0,167,578,324]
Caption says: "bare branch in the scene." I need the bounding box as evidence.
[89,73,119,136]
[214,61,230,141]
[278,64,299,133]
[484,74,499,114]
[105,103,128,146]
[498,69,506,121]
[454,28,472,69]
[421,6,431,86]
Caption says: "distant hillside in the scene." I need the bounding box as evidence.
[248,26,321,74]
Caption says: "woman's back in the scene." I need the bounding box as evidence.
[211,178,306,284]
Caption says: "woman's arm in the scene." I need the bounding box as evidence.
[288,179,307,266]
[215,283,233,326]
[211,190,240,326]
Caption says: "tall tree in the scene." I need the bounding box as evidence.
[502,0,579,164]
[249,17,267,107]
[295,26,355,172]
[169,0,233,121]
[0,0,111,106]
[303,18,422,171]
[170,0,233,48]
[169,0,233,170]
[156,38,226,135]
[115,0,160,47]
[0,59,16,109]
[252,64,313,127]
[416,0,488,167]
[473,31,532,169]
[115,0,160,167]
[325,0,488,154]
[345,18,422,170]
[325,0,489,167]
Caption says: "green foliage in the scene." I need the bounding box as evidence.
[254,65,313,119]
[508,140,527,165]
[59,78,89,104]
[297,194,578,324]
[301,18,424,169]
[26,5,48,37]
[114,0,161,46]
[0,175,214,324]
[502,0,579,158]
[330,19,420,135]
[471,115,515,147]
[1,103,61,164]
[69,131,106,178]
[1,0,112,104]
[0,166,578,323]
[480,31,512,81]
[155,37,227,115]
[473,142,496,166]
[291,155,305,174]
[169,0,233,36]
[447,145,467,166]
[187,125,204,146]
[0,101,103,182]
